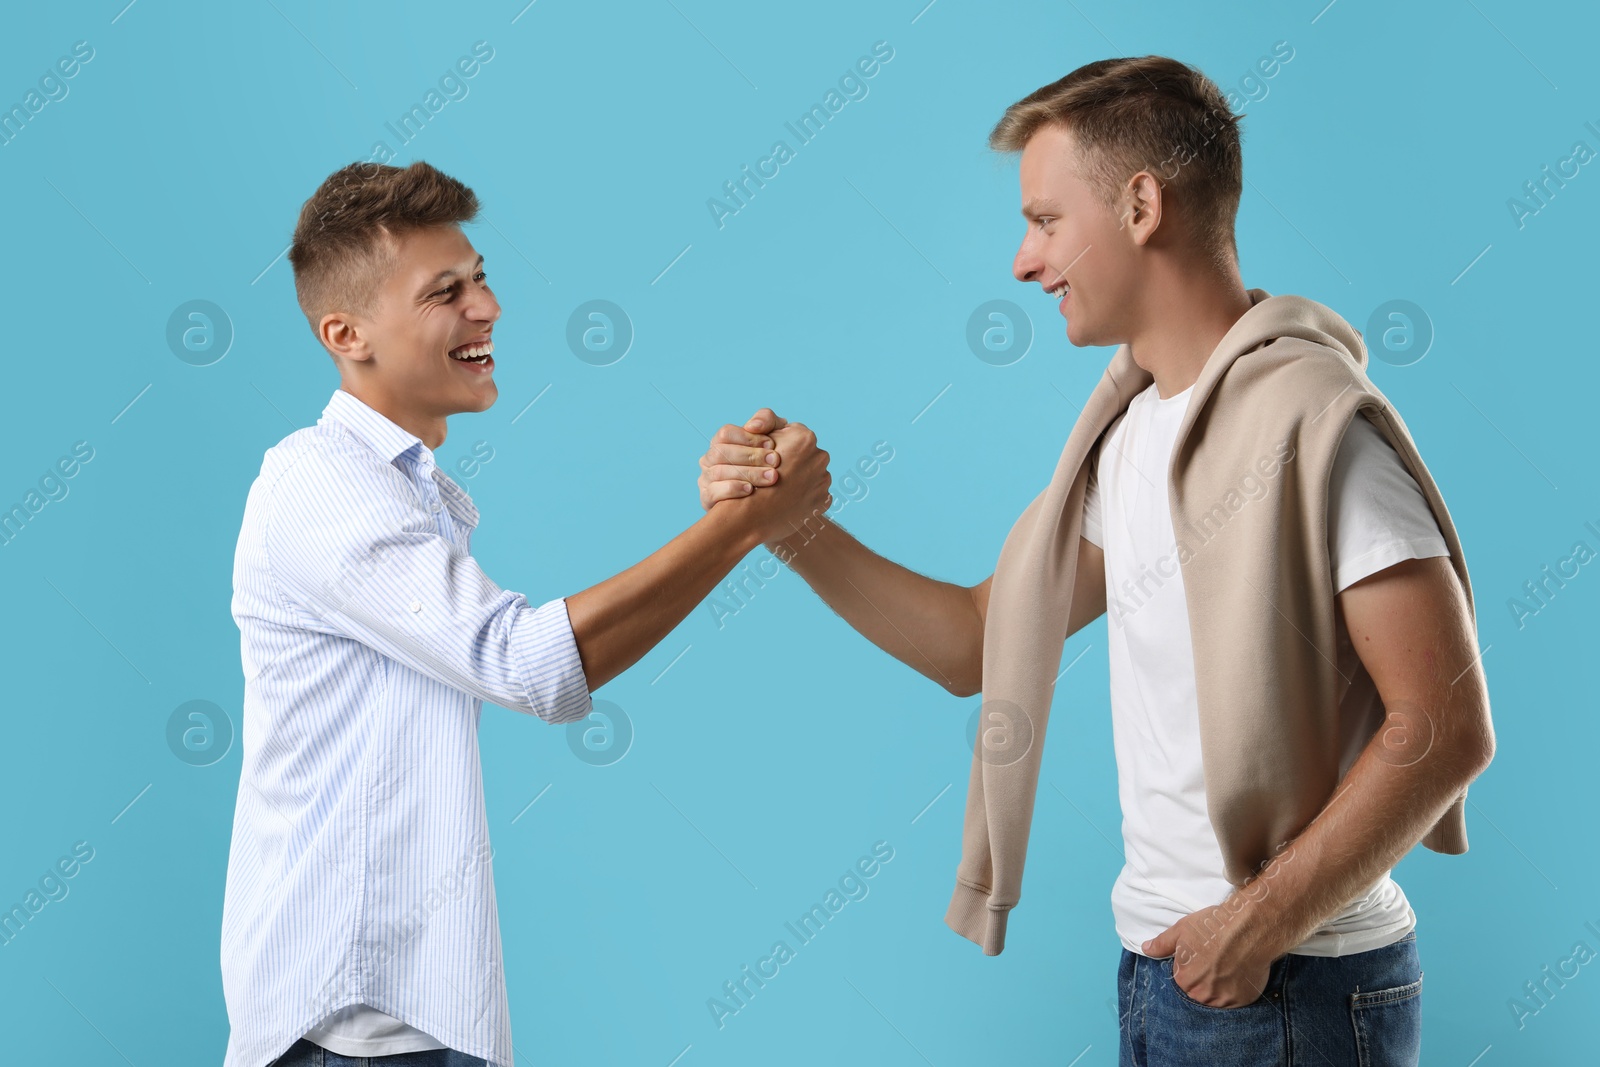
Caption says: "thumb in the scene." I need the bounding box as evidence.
[745,407,788,434]
[1142,926,1175,958]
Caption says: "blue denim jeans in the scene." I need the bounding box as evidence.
[269,1037,487,1067]
[1118,930,1422,1066]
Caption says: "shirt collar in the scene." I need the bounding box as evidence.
[320,388,428,467]
[319,388,482,531]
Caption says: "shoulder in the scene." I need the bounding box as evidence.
[1224,338,1396,464]
[1237,336,1368,406]
[257,426,421,531]
[1334,409,1395,462]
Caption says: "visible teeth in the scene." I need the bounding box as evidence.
[1048,283,1070,298]
[449,341,494,361]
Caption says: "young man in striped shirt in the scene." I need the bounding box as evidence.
[222,161,831,1067]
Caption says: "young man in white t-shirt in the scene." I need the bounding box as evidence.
[693,55,1492,1066]
[1084,381,1447,964]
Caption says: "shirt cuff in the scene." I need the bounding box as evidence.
[509,597,594,724]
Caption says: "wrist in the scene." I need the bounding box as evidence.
[703,495,768,557]
[1222,879,1297,965]
[763,530,804,555]
[764,511,833,562]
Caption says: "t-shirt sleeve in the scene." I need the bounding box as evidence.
[1082,448,1104,548]
[1328,414,1450,594]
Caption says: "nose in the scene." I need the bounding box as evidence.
[468,282,501,326]
[1013,229,1044,284]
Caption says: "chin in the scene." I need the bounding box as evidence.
[1065,319,1115,350]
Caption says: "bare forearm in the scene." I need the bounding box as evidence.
[566,506,760,691]
[767,520,983,696]
[1228,725,1489,959]
[1231,558,1498,959]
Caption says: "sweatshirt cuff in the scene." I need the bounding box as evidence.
[945,881,1010,956]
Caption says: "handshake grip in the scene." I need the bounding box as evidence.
[697,410,833,549]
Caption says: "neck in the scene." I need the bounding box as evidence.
[1126,259,1253,400]
[339,381,447,450]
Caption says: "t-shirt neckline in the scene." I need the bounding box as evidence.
[1151,381,1194,405]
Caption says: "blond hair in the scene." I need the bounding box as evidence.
[990,56,1243,270]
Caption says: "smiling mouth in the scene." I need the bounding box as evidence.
[448,340,493,364]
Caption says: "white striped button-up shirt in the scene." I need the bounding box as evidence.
[222,387,592,1067]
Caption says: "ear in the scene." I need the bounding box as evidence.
[1118,171,1164,245]
[319,312,371,365]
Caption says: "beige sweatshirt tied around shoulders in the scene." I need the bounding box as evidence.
[946,288,1479,956]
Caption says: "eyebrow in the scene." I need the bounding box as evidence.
[416,254,484,297]
[1020,198,1063,220]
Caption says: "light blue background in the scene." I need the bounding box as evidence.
[1,1,1596,1063]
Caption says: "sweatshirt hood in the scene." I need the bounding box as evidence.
[1228,289,1368,372]
[1104,288,1369,414]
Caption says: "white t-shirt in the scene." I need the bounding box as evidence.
[1081,379,1450,958]
[304,1005,446,1057]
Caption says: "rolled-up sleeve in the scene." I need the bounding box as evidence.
[262,445,593,723]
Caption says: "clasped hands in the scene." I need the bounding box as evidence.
[695,407,833,546]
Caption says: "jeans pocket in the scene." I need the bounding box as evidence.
[1350,971,1423,1067]
[1162,956,1265,1012]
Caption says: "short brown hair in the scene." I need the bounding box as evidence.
[288,160,480,331]
[989,56,1243,270]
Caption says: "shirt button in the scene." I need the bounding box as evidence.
[409,599,422,612]
[430,499,443,512]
